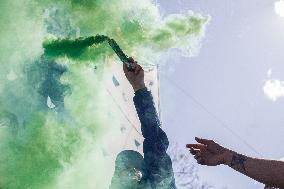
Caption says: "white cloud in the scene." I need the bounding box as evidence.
[275,0,284,17]
[263,79,284,101]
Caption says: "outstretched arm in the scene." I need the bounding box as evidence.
[186,137,284,188]
[124,58,175,188]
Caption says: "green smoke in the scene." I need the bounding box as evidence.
[43,35,132,69]
[43,35,110,61]
[0,0,209,188]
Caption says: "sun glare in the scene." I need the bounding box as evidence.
[275,0,284,17]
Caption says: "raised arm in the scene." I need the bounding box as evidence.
[123,58,168,149]
[186,137,284,188]
[123,58,175,188]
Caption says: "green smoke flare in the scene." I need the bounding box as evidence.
[0,0,209,188]
[43,35,109,59]
[43,35,134,69]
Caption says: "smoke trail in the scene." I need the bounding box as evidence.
[38,0,209,65]
[0,0,209,188]
[43,36,134,70]
[43,35,110,60]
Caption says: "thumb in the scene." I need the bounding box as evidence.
[195,137,213,145]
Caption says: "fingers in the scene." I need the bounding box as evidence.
[129,57,137,71]
[186,144,206,150]
[194,151,205,165]
[123,57,137,73]
[189,147,198,155]
[189,147,206,165]
[125,57,143,74]
[195,137,214,145]
[128,57,134,63]
[134,64,141,75]
[188,147,206,165]
[187,138,223,166]
[128,57,144,76]
[197,159,205,165]
[190,148,196,155]
[196,157,205,165]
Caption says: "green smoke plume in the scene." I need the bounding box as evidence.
[43,35,108,60]
[0,0,209,188]
[43,35,133,69]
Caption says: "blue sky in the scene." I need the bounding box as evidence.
[159,0,284,188]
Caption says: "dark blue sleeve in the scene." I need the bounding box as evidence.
[133,88,176,188]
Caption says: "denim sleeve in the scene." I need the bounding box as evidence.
[133,88,176,188]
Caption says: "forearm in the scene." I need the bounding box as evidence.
[133,87,161,140]
[224,151,284,188]
[134,88,174,186]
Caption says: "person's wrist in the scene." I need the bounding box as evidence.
[222,150,234,166]
[133,83,146,92]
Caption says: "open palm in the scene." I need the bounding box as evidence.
[186,137,230,166]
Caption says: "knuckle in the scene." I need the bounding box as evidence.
[208,140,216,146]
